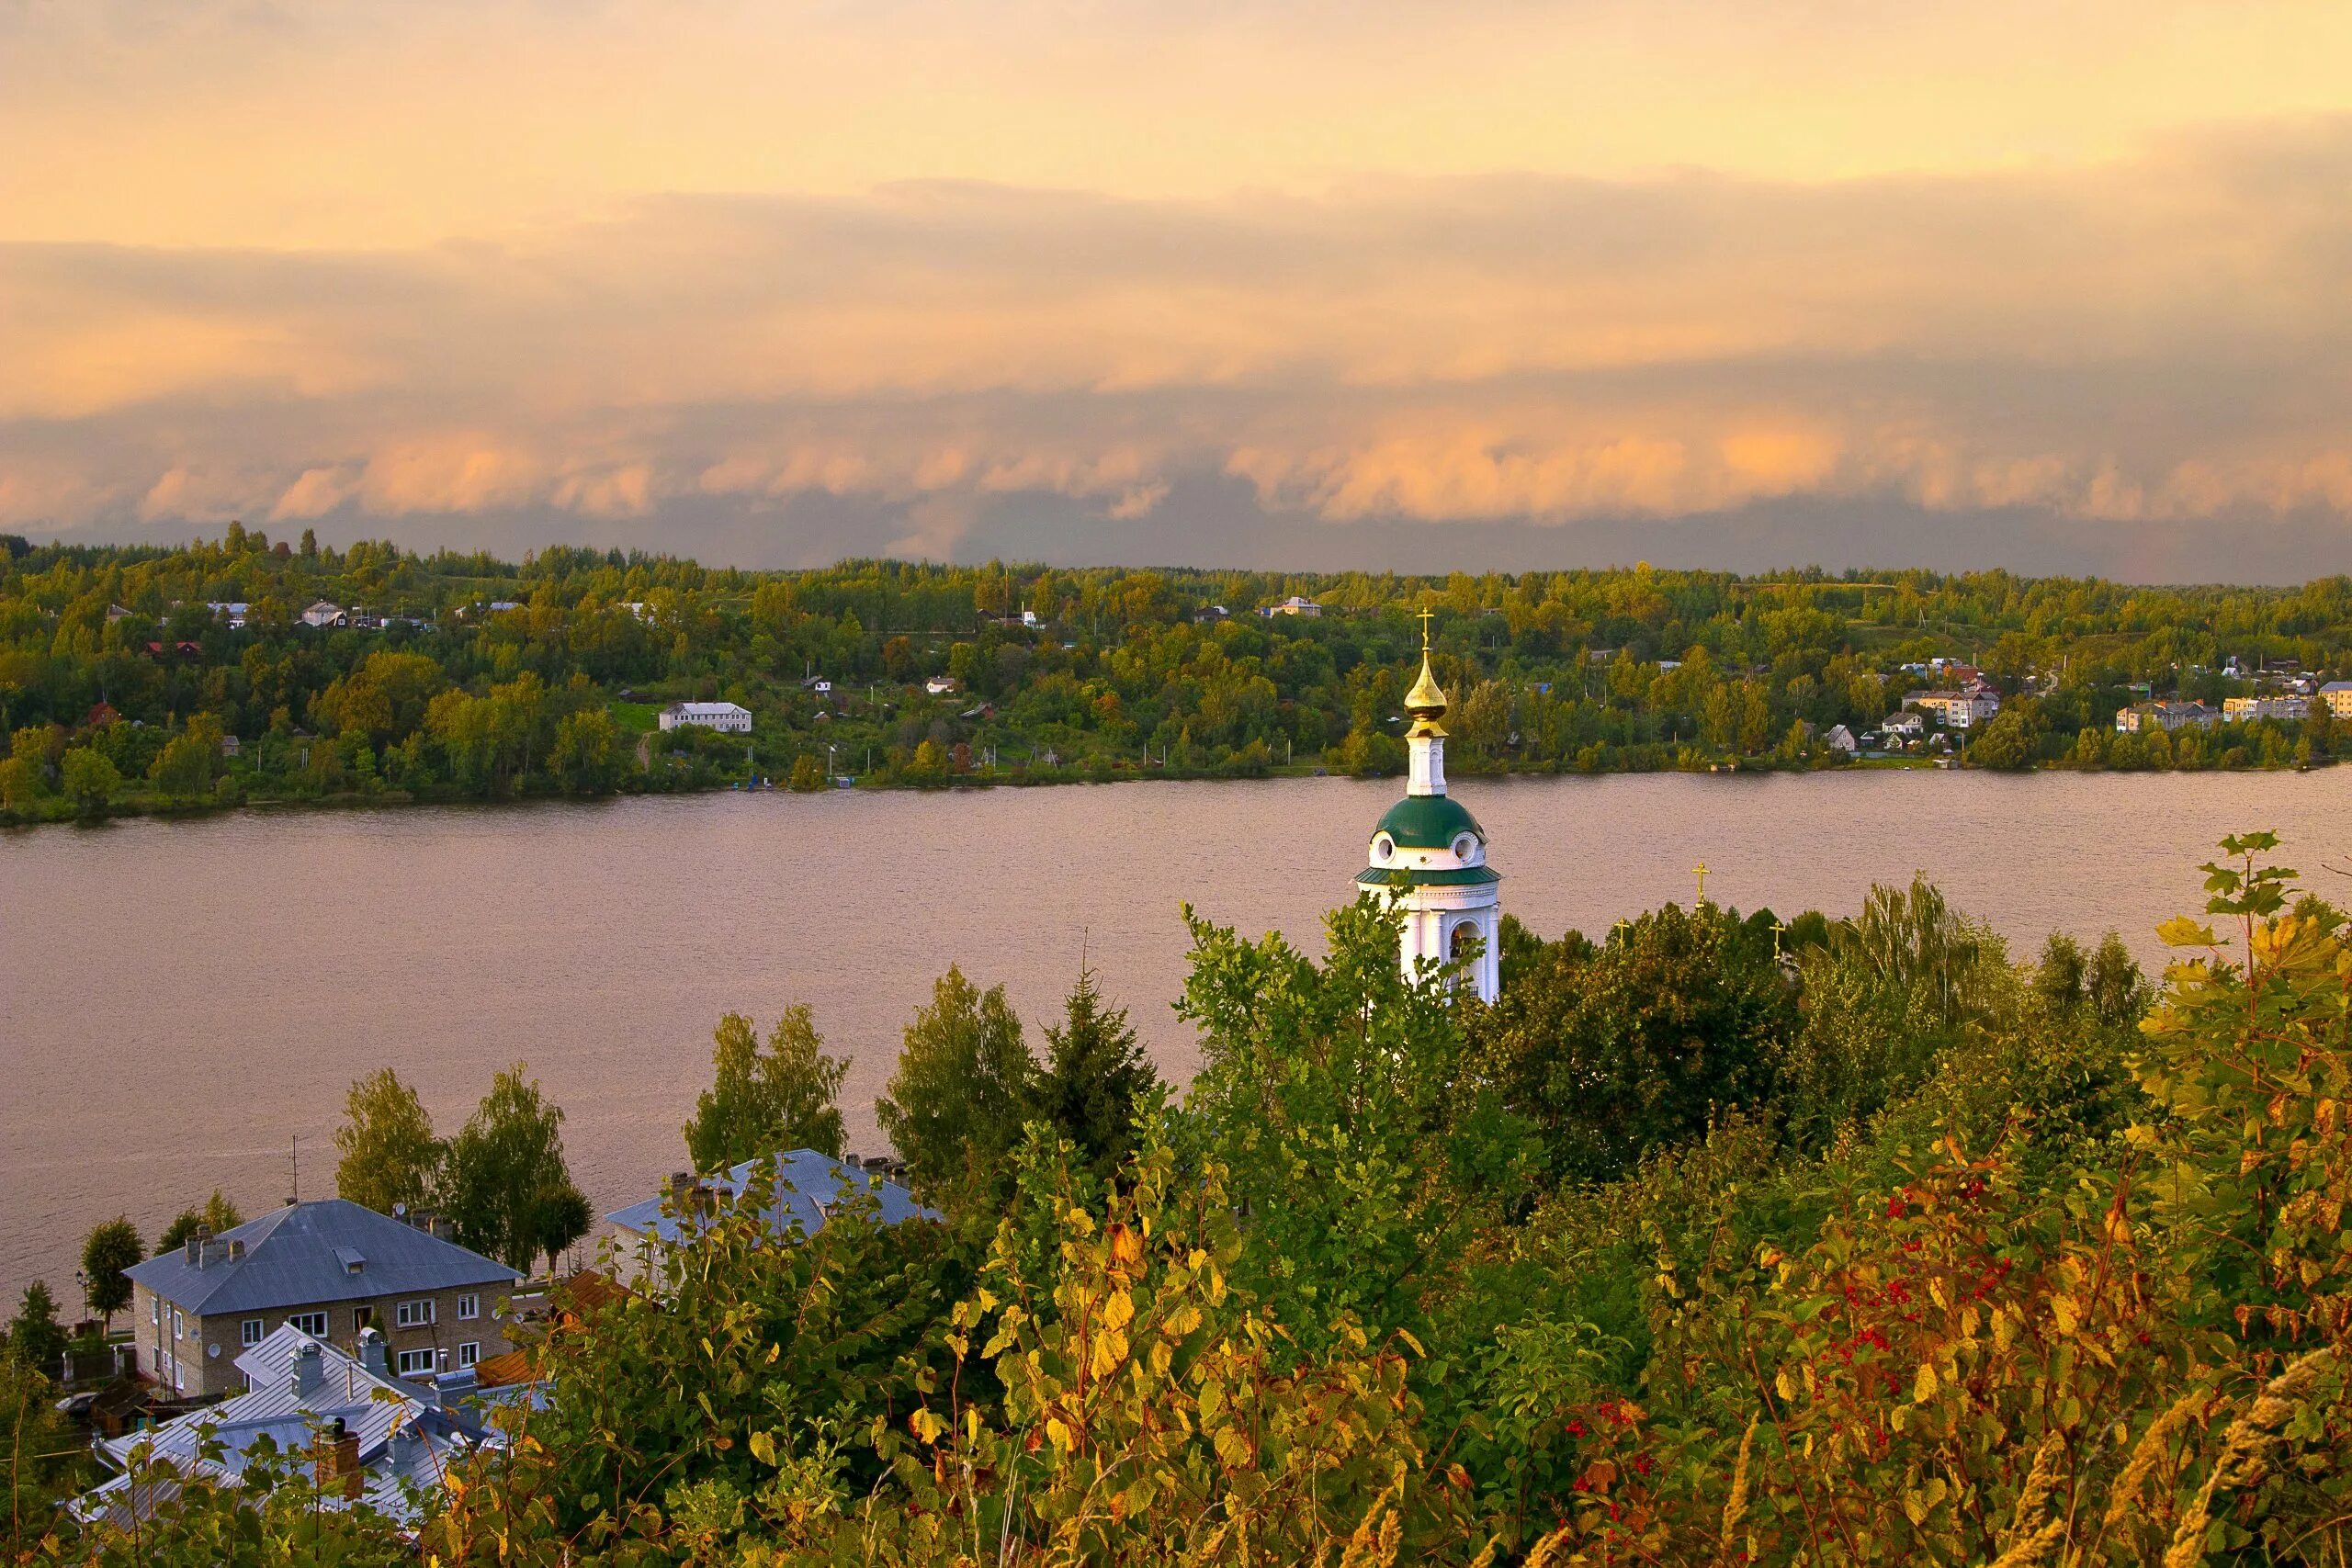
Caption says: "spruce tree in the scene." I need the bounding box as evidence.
[1030,964,1159,1182]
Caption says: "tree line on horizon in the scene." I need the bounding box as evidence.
[12,833,2352,1563]
[4,532,2351,822]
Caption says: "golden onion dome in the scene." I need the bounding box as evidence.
[1404,651,1448,721]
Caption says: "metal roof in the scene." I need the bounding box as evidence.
[125,1200,522,1316]
[77,1324,490,1529]
[605,1148,937,1247]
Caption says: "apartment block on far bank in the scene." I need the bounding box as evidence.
[124,1200,525,1399]
[2115,700,2222,734]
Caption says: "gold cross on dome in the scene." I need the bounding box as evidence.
[1417,604,1435,651]
[1692,862,1710,903]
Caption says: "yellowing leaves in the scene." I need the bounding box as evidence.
[1913,1361,1939,1404]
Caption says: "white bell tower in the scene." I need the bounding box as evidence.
[1354,608,1502,1001]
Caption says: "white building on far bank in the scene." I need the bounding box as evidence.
[659,701,752,734]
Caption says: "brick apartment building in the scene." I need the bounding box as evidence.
[125,1199,525,1399]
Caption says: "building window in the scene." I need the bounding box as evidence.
[242,1318,264,1347]
[172,1308,183,1339]
[151,1297,161,1325]
[353,1305,374,1333]
[396,1348,435,1377]
[457,1293,480,1321]
[288,1312,328,1337]
[394,1298,435,1328]
[458,1342,480,1369]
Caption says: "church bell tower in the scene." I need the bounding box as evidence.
[1354,608,1502,1001]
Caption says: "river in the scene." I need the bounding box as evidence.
[2,769,2344,1310]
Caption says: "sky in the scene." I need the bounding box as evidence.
[6,0,2352,580]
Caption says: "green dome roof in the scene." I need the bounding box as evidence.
[1372,793,1485,850]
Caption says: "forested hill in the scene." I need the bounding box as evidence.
[4,528,2351,821]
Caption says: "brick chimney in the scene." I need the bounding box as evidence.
[183,1225,209,1266]
[313,1416,363,1500]
[357,1326,388,1380]
[291,1340,323,1398]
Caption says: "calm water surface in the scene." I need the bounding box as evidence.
[4,771,2345,1306]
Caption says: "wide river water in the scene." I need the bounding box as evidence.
[3,770,2345,1308]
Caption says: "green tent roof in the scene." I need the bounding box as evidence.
[1356,865,1503,887]
[1372,793,1485,850]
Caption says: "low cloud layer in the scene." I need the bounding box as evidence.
[7,116,2352,575]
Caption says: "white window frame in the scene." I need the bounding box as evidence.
[241,1318,265,1347]
[456,1293,480,1322]
[171,1308,184,1339]
[288,1311,328,1337]
[151,1297,161,1325]
[395,1298,435,1328]
[457,1341,480,1369]
[395,1348,435,1377]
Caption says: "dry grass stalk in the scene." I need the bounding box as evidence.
[1719,1415,1759,1557]
[2099,1387,2202,1539]
[2163,1346,2339,1568]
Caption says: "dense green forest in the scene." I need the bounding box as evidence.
[10,833,2350,1563]
[5,528,2350,824]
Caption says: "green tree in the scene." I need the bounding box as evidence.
[146,716,221,798]
[1181,896,1540,1363]
[2086,930,2147,1024]
[1,1353,80,1556]
[5,1282,64,1370]
[1027,963,1160,1182]
[530,1183,594,1277]
[79,1217,142,1331]
[788,752,826,791]
[1970,706,2034,769]
[876,966,1034,1193]
[550,706,624,795]
[1474,901,1795,1184]
[59,747,119,812]
[684,1006,850,1171]
[442,1063,578,1273]
[155,1190,243,1256]
[334,1067,444,1215]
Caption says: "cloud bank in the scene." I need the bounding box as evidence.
[5,2,2352,575]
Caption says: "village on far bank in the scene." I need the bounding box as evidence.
[7,539,2352,829]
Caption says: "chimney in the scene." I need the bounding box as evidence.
[291,1340,323,1398]
[668,1171,695,1206]
[313,1416,363,1500]
[357,1326,388,1380]
[184,1225,209,1266]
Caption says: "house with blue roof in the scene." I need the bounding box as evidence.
[124,1200,525,1399]
[74,1323,492,1531]
[605,1149,937,1259]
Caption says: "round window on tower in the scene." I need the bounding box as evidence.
[1451,832,1478,863]
[1373,834,1395,863]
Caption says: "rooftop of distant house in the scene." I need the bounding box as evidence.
[75,1324,491,1529]
[606,1149,936,1247]
[125,1199,523,1316]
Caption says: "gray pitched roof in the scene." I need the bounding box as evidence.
[606,1149,937,1247]
[124,1200,522,1316]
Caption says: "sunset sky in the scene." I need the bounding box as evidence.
[7,0,2352,577]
